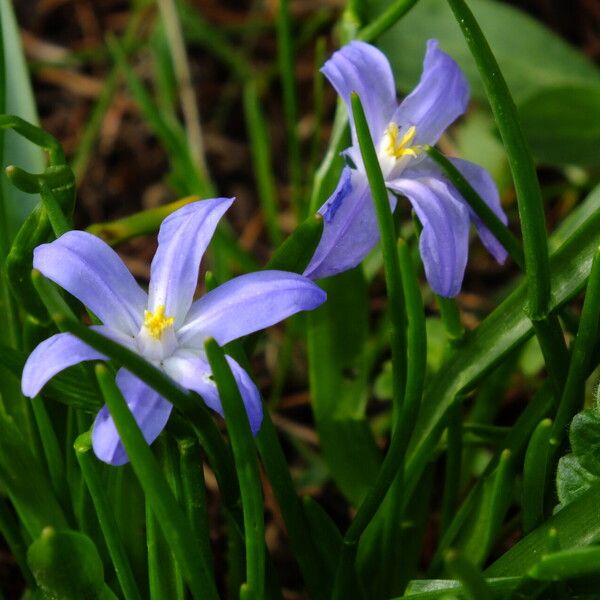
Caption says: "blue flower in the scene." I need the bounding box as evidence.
[304,40,508,297]
[22,198,326,465]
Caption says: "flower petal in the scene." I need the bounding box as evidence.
[178,271,326,348]
[322,41,397,142]
[393,39,469,146]
[402,156,509,264]
[33,231,147,336]
[303,171,396,280]
[148,198,234,327]
[21,329,110,397]
[387,177,470,297]
[448,158,508,264]
[92,369,172,466]
[163,353,263,435]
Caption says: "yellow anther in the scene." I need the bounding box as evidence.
[143,305,175,340]
[383,123,423,160]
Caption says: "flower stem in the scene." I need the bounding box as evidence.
[445,0,549,320]
[94,364,218,600]
[275,0,302,218]
[425,146,524,269]
[357,0,419,43]
[351,92,406,413]
[205,338,265,600]
[74,432,142,600]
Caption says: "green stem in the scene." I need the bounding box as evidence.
[445,0,549,320]
[426,146,524,269]
[275,0,302,217]
[549,247,600,451]
[0,115,65,165]
[256,413,329,600]
[351,92,406,415]
[205,339,265,600]
[521,419,553,534]
[30,397,69,513]
[177,437,213,571]
[74,433,142,600]
[357,0,419,42]
[445,549,494,600]
[441,402,463,533]
[437,296,466,347]
[243,80,282,246]
[39,182,71,237]
[94,364,218,600]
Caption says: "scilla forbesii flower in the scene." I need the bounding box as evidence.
[22,198,326,465]
[303,40,508,297]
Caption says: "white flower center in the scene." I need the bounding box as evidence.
[376,122,424,179]
[136,304,178,361]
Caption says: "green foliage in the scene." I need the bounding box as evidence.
[27,528,113,600]
[556,407,600,509]
[1,1,600,598]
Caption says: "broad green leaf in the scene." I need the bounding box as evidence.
[486,483,600,577]
[556,454,597,508]
[519,84,600,167]
[404,184,600,506]
[0,0,45,249]
[401,577,522,598]
[27,528,113,600]
[307,269,382,505]
[569,410,600,475]
[373,0,600,104]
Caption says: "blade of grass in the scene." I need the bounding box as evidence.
[425,146,524,269]
[444,549,494,600]
[74,432,142,600]
[94,364,218,600]
[445,0,550,320]
[275,0,302,218]
[205,338,265,600]
[243,80,282,246]
[156,0,209,178]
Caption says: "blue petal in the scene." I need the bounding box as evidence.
[402,156,509,264]
[393,39,469,146]
[178,271,326,348]
[387,177,470,297]
[304,172,397,280]
[148,198,234,326]
[322,41,397,143]
[321,166,353,223]
[22,331,107,397]
[33,231,147,336]
[163,352,263,435]
[92,369,173,466]
[448,158,508,264]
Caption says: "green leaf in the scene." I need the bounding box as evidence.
[27,528,109,600]
[374,0,600,104]
[404,183,600,509]
[487,483,600,577]
[519,84,600,166]
[0,0,45,248]
[307,269,381,506]
[556,454,597,508]
[569,410,600,475]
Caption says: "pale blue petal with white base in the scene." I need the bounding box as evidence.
[392,39,469,146]
[92,369,172,466]
[33,231,147,336]
[387,177,471,297]
[163,352,263,435]
[148,197,234,326]
[178,270,326,348]
[322,41,397,142]
[303,172,396,280]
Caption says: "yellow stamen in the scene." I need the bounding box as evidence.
[383,123,423,159]
[143,305,175,340]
